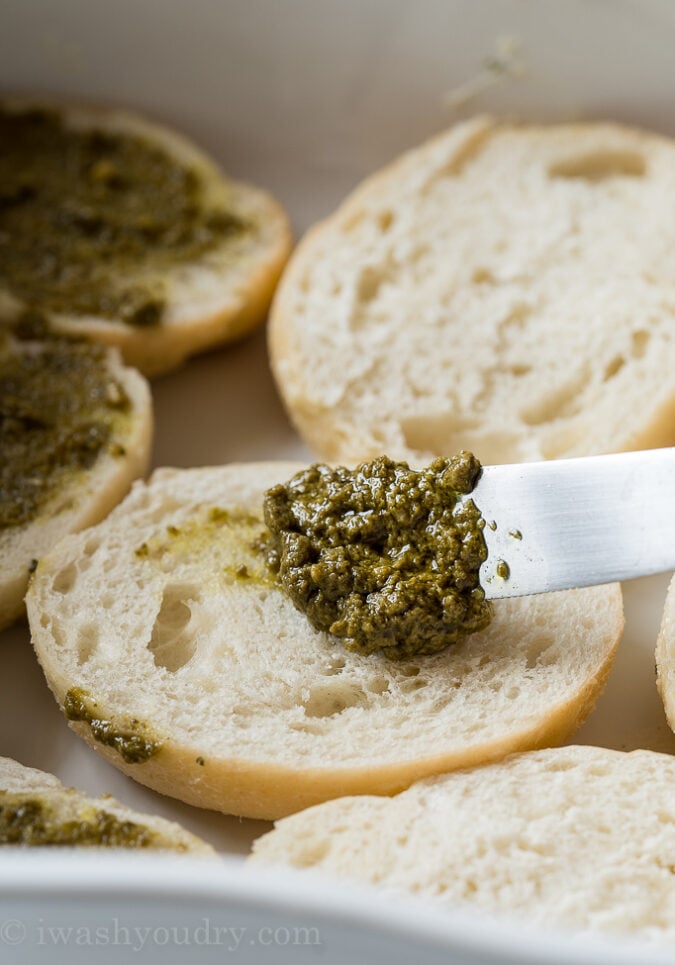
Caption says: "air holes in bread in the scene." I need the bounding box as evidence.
[148,583,200,672]
[377,210,394,233]
[302,681,367,718]
[545,757,578,772]
[400,413,481,457]
[520,373,588,427]
[355,266,386,303]
[400,676,429,694]
[76,623,100,665]
[82,541,99,559]
[322,657,346,676]
[603,356,625,382]
[631,329,650,358]
[291,840,331,868]
[471,267,495,285]
[525,634,556,670]
[52,563,78,595]
[548,150,646,181]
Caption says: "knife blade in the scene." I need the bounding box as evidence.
[474,447,675,599]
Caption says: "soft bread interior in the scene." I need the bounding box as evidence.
[270,117,675,463]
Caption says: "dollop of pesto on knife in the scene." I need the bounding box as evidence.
[263,453,492,659]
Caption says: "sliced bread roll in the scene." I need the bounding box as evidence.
[0,756,213,852]
[26,463,623,820]
[0,98,292,377]
[656,574,675,729]
[270,117,675,464]
[250,745,675,942]
[0,330,152,631]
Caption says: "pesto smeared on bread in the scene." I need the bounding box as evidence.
[0,757,214,853]
[263,453,492,659]
[0,323,132,529]
[0,106,248,328]
[0,796,156,847]
[64,688,161,764]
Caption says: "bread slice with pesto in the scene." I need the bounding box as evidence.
[656,574,675,729]
[0,98,292,377]
[26,462,623,820]
[270,116,675,464]
[249,745,675,943]
[0,327,152,631]
[0,756,214,853]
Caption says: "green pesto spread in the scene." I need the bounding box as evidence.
[263,454,492,659]
[0,107,247,326]
[0,796,154,847]
[64,688,161,764]
[134,506,275,587]
[0,323,129,528]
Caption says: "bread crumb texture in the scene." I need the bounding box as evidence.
[270,117,675,463]
[27,464,623,818]
[251,745,675,943]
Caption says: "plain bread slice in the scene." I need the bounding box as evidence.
[270,117,675,463]
[250,744,675,943]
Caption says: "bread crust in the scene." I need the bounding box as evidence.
[0,96,292,377]
[656,574,675,728]
[270,117,675,464]
[27,462,623,820]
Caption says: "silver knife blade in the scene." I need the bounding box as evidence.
[474,447,675,599]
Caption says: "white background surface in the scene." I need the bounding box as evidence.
[1,1,675,961]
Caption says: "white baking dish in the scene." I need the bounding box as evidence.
[1,0,674,961]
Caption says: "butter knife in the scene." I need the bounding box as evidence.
[475,447,675,599]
